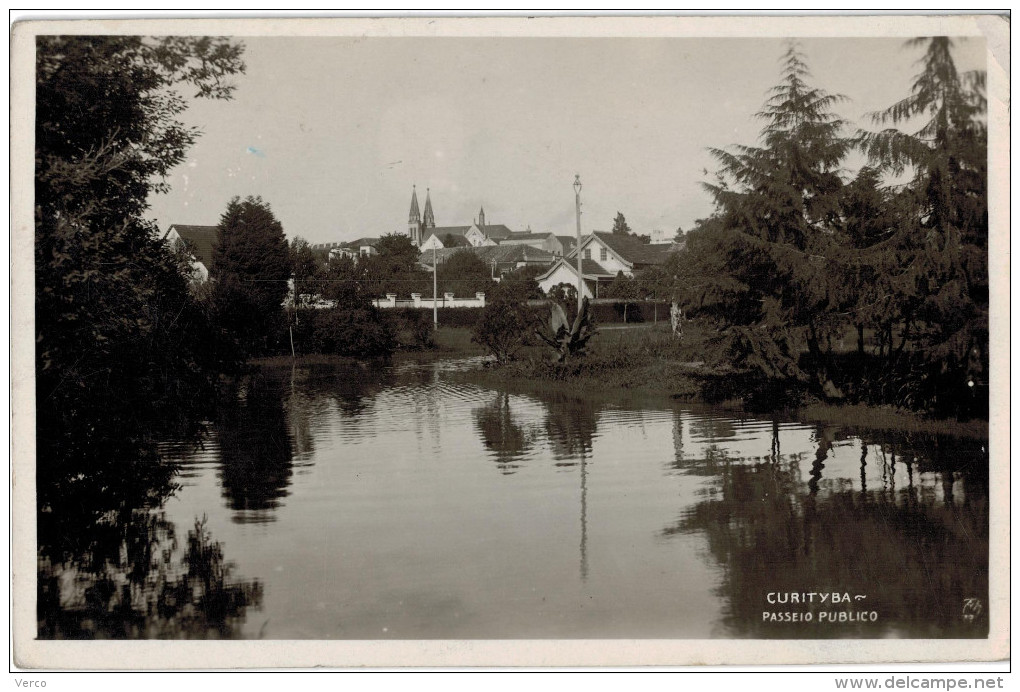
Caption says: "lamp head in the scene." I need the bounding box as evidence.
[573,174,582,195]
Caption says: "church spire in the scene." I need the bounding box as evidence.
[408,185,421,224]
[477,205,486,228]
[423,187,436,228]
[408,185,422,245]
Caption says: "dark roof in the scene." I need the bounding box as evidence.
[429,225,473,237]
[583,231,672,266]
[501,232,554,243]
[478,223,513,239]
[344,237,381,248]
[169,225,217,268]
[421,244,556,269]
[538,257,615,281]
[555,235,578,251]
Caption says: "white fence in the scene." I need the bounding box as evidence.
[372,292,487,309]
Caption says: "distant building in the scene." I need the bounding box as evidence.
[309,237,381,263]
[649,228,674,245]
[535,231,674,298]
[407,186,514,249]
[165,224,217,282]
[498,230,575,257]
[570,231,673,277]
[419,244,556,279]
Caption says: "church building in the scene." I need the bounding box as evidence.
[407,186,513,250]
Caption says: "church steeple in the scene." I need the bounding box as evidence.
[408,185,422,245]
[477,205,486,228]
[409,185,421,224]
[423,187,436,229]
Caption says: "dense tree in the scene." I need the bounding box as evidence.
[211,196,292,356]
[34,36,245,474]
[603,271,641,322]
[691,41,851,387]
[362,233,429,297]
[290,236,323,304]
[611,211,632,236]
[472,280,535,364]
[437,249,493,297]
[856,37,987,413]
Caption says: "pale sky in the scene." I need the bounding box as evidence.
[145,36,986,244]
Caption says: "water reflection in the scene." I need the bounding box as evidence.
[542,392,599,465]
[40,360,988,640]
[38,453,263,639]
[665,425,988,638]
[215,374,295,523]
[474,392,532,474]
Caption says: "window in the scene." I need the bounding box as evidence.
[600,247,608,261]
[584,249,591,260]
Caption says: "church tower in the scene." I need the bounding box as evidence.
[423,187,436,230]
[477,205,486,229]
[408,185,421,245]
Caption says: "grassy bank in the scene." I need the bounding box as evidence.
[255,322,987,439]
[447,322,989,439]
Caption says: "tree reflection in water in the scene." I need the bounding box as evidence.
[38,454,263,639]
[665,426,988,638]
[215,373,295,523]
[474,392,533,474]
[541,392,599,466]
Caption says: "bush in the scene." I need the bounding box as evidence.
[472,283,535,364]
[398,309,435,350]
[289,306,396,358]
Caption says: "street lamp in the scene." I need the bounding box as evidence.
[573,174,583,313]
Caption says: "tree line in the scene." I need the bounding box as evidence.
[656,38,987,417]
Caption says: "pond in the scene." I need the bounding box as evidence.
[37,358,989,639]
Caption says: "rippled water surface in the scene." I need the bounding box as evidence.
[39,359,989,639]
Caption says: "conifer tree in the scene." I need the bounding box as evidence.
[856,37,987,414]
[693,42,851,387]
[211,196,292,355]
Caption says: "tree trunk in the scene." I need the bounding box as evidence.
[857,324,865,354]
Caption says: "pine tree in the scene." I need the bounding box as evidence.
[856,37,987,414]
[611,212,632,235]
[693,42,851,387]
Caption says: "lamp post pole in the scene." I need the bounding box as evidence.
[432,243,438,330]
[573,174,583,314]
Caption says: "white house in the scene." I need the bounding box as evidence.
[569,231,673,278]
[164,224,217,282]
[536,258,616,300]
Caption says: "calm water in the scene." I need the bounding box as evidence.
[38,359,989,639]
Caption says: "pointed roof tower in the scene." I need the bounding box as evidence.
[477,205,486,228]
[408,185,421,224]
[423,187,436,228]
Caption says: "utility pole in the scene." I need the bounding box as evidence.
[432,242,438,329]
[573,174,583,314]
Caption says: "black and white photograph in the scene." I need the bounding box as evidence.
[10,14,1009,670]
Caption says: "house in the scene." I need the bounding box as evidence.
[419,244,557,277]
[498,231,575,257]
[569,231,673,278]
[536,257,616,300]
[309,237,381,263]
[165,224,217,282]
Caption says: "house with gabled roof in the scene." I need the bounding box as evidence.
[535,257,617,300]
[165,224,217,282]
[569,231,673,277]
[498,230,575,257]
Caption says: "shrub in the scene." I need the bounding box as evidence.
[472,282,534,364]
